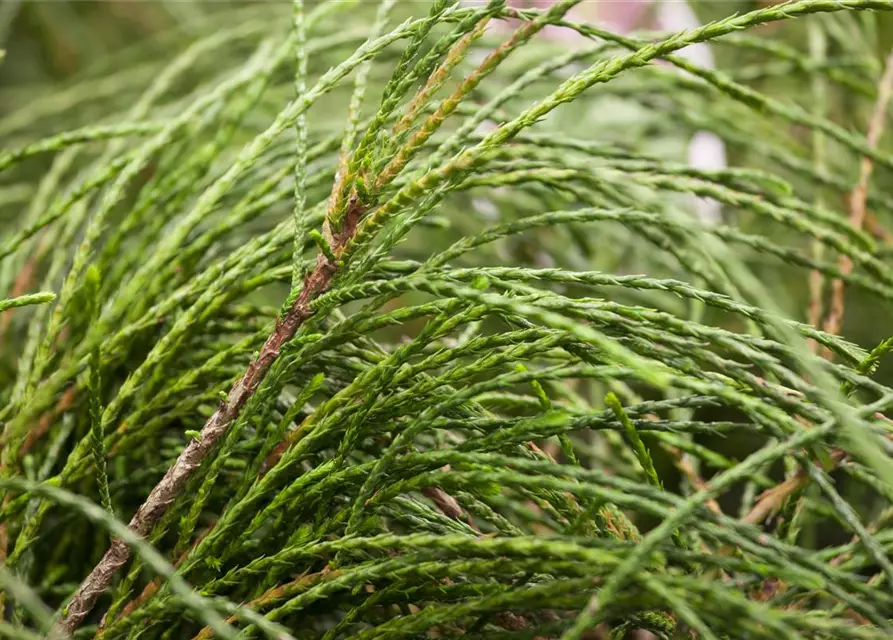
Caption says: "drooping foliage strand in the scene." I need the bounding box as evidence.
[3,0,893,638]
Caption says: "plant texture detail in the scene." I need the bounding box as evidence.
[3,1,893,638]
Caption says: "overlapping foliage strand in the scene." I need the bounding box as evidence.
[3,0,893,638]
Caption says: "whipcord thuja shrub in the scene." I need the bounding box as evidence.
[5,0,893,637]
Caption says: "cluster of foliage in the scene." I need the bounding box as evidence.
[4,0,893,638]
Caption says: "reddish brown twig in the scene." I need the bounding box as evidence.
[1,386,78,589]
[664,444,722,516]
[637,408,723,516]
[0,324,77,618]
[57,8,581,628]
[191,568,336,640]
[20,387,77,456]
[423,485,480,532]
[740,473,810,526]
[807,266,825,354]
[0,245,69,618]
[0,254,38,341]
[94,523,216,638]
[55,197,368,636]
[823,50,893,346]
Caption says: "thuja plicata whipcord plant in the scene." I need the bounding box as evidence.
[6,0,893,637]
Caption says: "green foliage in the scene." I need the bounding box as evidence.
[3,0,893,638]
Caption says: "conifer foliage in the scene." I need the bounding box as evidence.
[4,1,893,638]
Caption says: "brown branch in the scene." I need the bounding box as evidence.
[94,522,216,638]
[807,267,824,354]
[58,9,578,629]
[0,228,58,348]
[191,568,335,640]
[740,473,809,526]
[0,246,69,618]
[864,210,893,243]
[54,197,368,636]
[664,444,722,516]
[0,389,68,585]
[422,485,480,532]
[823,49,893,345]
[21,387,77,456]
[0,252,38,341]
[1,387,78,604]
[634,407,723,517]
